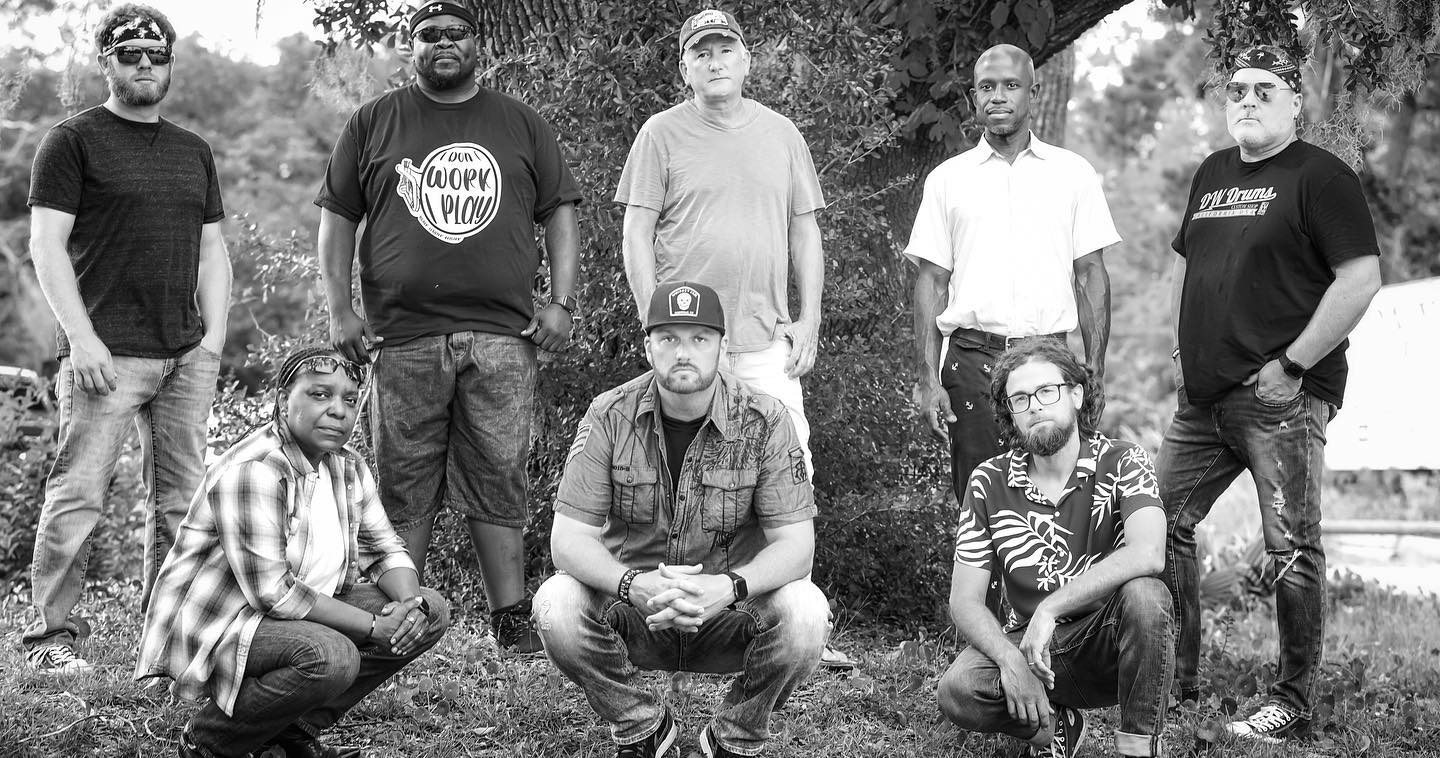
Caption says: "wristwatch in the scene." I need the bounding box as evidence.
[1279,353,1307,380]
[725,571,748,603]
[550,294,579,315]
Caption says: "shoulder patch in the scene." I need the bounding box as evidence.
[566,422,592,464]
[789,447,808,484]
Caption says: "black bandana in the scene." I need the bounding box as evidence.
[103,16,166,51]
[1231,45,1301,91]
[408,2,478,33]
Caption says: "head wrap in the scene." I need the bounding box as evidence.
[409,2,478,34]
[1231,45,1301,91]
[102,15,167,51]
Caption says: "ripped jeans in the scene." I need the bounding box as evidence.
[1159,384,1333,717]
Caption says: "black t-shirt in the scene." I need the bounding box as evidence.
[28,106,225,359]
[1172,141,1378,407]
[316,85,582,344]
[659,409,706,502]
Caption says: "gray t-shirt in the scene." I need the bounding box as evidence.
[614,99,825,352]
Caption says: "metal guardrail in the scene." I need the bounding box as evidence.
[1327,520,1440,537]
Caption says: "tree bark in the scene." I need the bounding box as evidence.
[1033,45,1075,146]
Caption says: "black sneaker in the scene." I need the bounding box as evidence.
[617,708,677,758]
[1225,702,1309,744]
[491,598,543,654]
[1031,703,1088,758]
[697,724,745,758]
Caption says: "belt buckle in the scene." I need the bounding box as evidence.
[1004,335,1026,349]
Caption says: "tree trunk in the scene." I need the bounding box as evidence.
[1033,45,1075,146]
[1384,91,1417,179]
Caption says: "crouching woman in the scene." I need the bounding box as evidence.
[136,346,449,758]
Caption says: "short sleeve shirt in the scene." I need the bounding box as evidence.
[554,372,815,570]
[953,434,1161,629]
[1172,141,1379,407]
[613,100,825,352]
[316,85,582,344]
[28,106,225,358]
[903,134,1120,337]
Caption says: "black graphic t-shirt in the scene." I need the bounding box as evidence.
[316,85,582,343]
[28,106,225,359]
[1172,141,1378,407]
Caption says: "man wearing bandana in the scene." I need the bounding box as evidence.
[317,1,581,654]
[24,3,231,674]
[536,281,828,758]
[1161,45,1382,742]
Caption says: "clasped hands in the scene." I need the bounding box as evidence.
[627,563,735,633]
[367,596,431,655]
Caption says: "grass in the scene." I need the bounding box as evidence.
[2,575,1438,758]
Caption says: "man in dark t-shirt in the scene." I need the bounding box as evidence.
[938,340,1172,758]
[1160,46,1382,744]
[316,2,581,655]
[23,4,231,674]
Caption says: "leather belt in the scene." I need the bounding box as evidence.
[950,327,1066,352]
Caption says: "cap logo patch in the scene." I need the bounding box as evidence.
[669,286,700,317]
[691,9,728,27]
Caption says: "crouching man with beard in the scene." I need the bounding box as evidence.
[937,339,1174,758]
[534,281,829,758]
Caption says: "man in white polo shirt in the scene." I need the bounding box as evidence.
[907,43,1120,506]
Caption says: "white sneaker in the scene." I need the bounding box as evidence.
[1225,702,1308,744]
[26,644,93,674]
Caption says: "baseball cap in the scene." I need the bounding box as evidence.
[678,9,744,52]
[646,281,726,334]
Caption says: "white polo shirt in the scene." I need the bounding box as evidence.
[903,133,1120,338]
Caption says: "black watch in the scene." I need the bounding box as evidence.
[550,294,579,315]
[725,571,748,603]
[1278,353,1307,379]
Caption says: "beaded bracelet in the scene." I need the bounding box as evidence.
[617,568,642,605]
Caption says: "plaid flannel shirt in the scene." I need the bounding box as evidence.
[134,421,414,715]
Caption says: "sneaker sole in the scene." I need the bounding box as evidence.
[1224,723,1286,745]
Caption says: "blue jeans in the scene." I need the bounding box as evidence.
[25,346,219,650]
[937,578,1175,757]
[533,574,830,756]
[1159,385,1333,717]
[186,584,449,757]
[370,332,536,532]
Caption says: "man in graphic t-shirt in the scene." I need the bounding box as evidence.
[614,9,825,476]
[1160,45,1382,744]
[316,1,582,654]
[938,339,1172,758]
[24,3,231,674]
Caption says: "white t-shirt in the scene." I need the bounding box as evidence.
[294,463,347,597]
[903,133,1121,339]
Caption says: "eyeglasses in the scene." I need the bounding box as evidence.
[293,356,366,386]
[107,45,173,66]
[414,25,475,44]
[1005,383,1073,414]
[1223,81,1294,103]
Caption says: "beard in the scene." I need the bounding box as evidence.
[1018,415,1076,457]
[415,52,477,91]
[657,364,717,395]
[107,72,169,107]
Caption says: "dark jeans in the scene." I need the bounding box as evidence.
[533,574,829,757]
[1159,385,1332,717]
[187,585,449,757]
[938,578,1174,757]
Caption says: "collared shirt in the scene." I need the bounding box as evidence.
[953,434,1161,630]
[134,422,414,715]
[555,372,815,570]
[903,133,1121,338]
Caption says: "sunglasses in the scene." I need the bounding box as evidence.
[107,45,173,66]
[414,25,475,44]
[1223,81,1294,103]
[291,356,366,386]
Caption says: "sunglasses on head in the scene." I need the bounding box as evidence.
[414,25,475,44]
[107,45,173,65]
[293,356,366,386]
[1223,81,1293,103]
